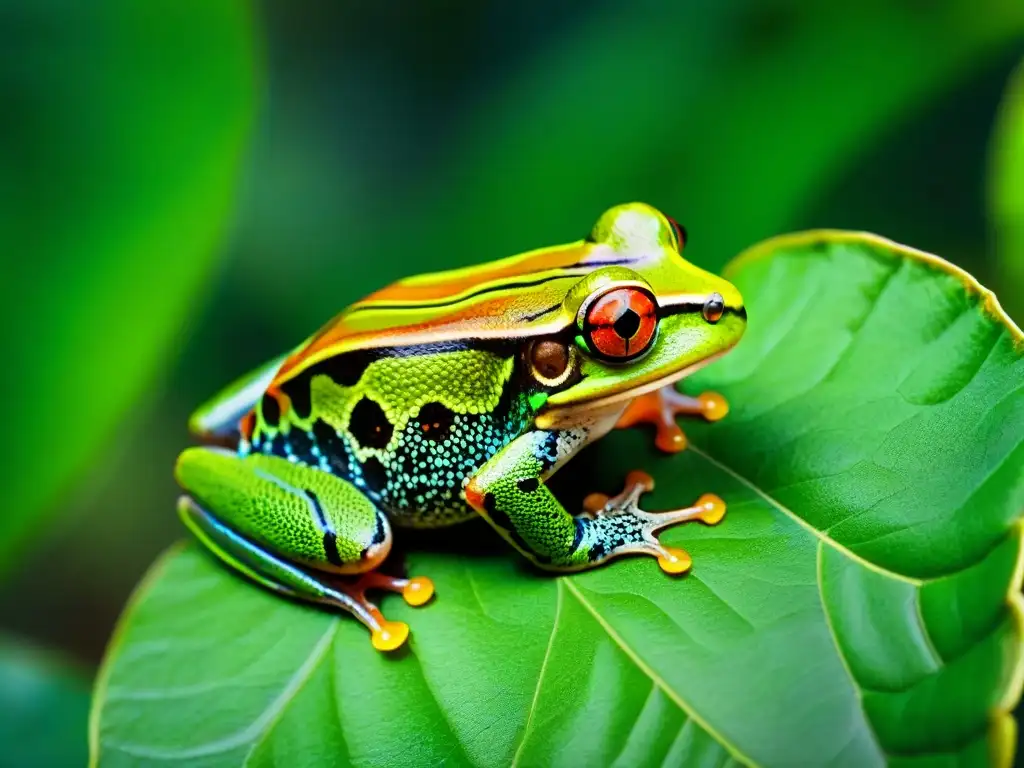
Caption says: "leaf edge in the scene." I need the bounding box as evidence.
[724,229,1024,346]
[88,541,188,768]
[722,230,1024,767]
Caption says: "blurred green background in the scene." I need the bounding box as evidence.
[0,0,1022,762]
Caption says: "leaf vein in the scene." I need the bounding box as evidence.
[688,444,922,585]
[510,579,564,767]
[105,620,338,761]
[562,579,758,768]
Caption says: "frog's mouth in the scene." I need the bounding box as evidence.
[533,348,729,431]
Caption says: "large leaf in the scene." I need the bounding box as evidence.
[989,59,1024,322]
[0,636,91,768]
[0,2,258,569]
[91,234,1023,767]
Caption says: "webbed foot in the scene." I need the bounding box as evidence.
[335,571,436,652]
[582,470,725,575]
[616,386,728,453]
[175,449,437,653]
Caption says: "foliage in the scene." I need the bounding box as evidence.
[990,60,1024,322]
[0,0,259,572]
[377,0,1024,276]
[0,637,91,768]
[90,233,1024,767]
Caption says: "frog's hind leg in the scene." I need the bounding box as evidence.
[175,447,434,651]
[616,385,729,453]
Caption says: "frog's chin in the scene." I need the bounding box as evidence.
[534,349,728,431]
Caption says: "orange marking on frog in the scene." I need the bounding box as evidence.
[239,410,256,442]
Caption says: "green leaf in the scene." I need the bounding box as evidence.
[989,59,1024,323]
[91,234,1023,767]
[0,637,91,768]
[0,2,259,569]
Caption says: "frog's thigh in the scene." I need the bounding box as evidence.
[175,448,434,651]
[175,446,390,574]
[177,495,385,627]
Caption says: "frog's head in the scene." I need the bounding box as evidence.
[528,203,746,426]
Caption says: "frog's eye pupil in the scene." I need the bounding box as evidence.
[703,292,725,324]
[613,308,641,339]
[583,287,658,361]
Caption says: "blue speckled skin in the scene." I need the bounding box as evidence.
[246,342,538,528]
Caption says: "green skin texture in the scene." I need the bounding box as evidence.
[177,450,386,570]
[175,204,746,624]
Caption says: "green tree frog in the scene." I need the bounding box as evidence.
[176,203,746,651]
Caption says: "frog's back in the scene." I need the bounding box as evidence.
[270,240,604,387]
[221,242,600,529]
[189,242,581,439]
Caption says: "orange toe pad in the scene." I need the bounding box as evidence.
[402,577,435,607]
[371,620,410,651]
[657,546,693,575]
[695,493,726,525]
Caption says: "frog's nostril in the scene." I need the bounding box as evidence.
[702,293,725,324]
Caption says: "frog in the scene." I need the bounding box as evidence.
[175,202,747,651]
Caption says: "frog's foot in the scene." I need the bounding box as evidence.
[616,386,728,453]
[334,571,436,652]
[581,470,725,574]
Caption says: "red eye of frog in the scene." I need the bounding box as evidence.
[582,287,658,361]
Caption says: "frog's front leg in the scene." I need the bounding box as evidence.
[616,385,729,453]
[465,430,725,573]
[175,447,433,651]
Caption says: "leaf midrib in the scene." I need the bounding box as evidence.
[560,578,755,767]
[687,444,923,586]
[509,579,563,767]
